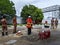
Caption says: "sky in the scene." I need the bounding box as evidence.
[11,0,60,16]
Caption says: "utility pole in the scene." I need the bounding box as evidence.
[59,7,60,19]
[52,11,53,18]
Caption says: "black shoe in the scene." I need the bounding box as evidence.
[6,32,8,35]
[2,32,4,36]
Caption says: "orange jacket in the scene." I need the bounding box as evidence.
[1,18,7,26]
[26,18,32,23]
[26,22,32,28]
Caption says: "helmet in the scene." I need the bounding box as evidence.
[28,16,31,18]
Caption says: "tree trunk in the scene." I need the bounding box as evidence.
[35,19,42,24]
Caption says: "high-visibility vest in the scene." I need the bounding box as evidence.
[26,22,32,28]
[1,19,7,26]
[26,18,32,23]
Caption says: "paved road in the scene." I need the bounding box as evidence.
[0,24,60,45]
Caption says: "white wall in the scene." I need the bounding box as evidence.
[16,16,22,24]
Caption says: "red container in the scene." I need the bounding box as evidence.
[44,30,50,39]
[38,30,50,40]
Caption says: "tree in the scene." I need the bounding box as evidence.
[0,0,16,19]
[21,5,44,24]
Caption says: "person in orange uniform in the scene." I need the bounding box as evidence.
[13,16,17,33]
[1,16,8,36]
[55,18,58,28]
[51,18,54,29]
[26,16,33,35]
[44,21,48,28]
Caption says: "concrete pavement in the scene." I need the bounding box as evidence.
[0,24,60,45]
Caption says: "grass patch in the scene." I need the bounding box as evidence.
[0,25,2,28]
[7,24,13,27]
[17,24,26,26]
[0,24,27,28]
[0,26,2,28]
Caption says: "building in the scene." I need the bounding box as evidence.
[42,5,60,23]
[16,16,22,24]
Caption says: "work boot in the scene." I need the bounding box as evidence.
[2,32,4,36]
[6,32,8,35]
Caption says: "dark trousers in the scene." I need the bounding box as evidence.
[28,28,31,35]
[13,25,17,33]
[2,26,8,36]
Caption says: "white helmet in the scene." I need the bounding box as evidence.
[28,16,31,18]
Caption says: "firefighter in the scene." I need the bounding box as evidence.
[1,16,8,36]
[51,18,54,29]
[26,16,33,35]
[55,18,58,29]
[13,16,17,33]
[44,21,48,25]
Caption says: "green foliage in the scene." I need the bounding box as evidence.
[0,0,16,19]
[21,5,44,24]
